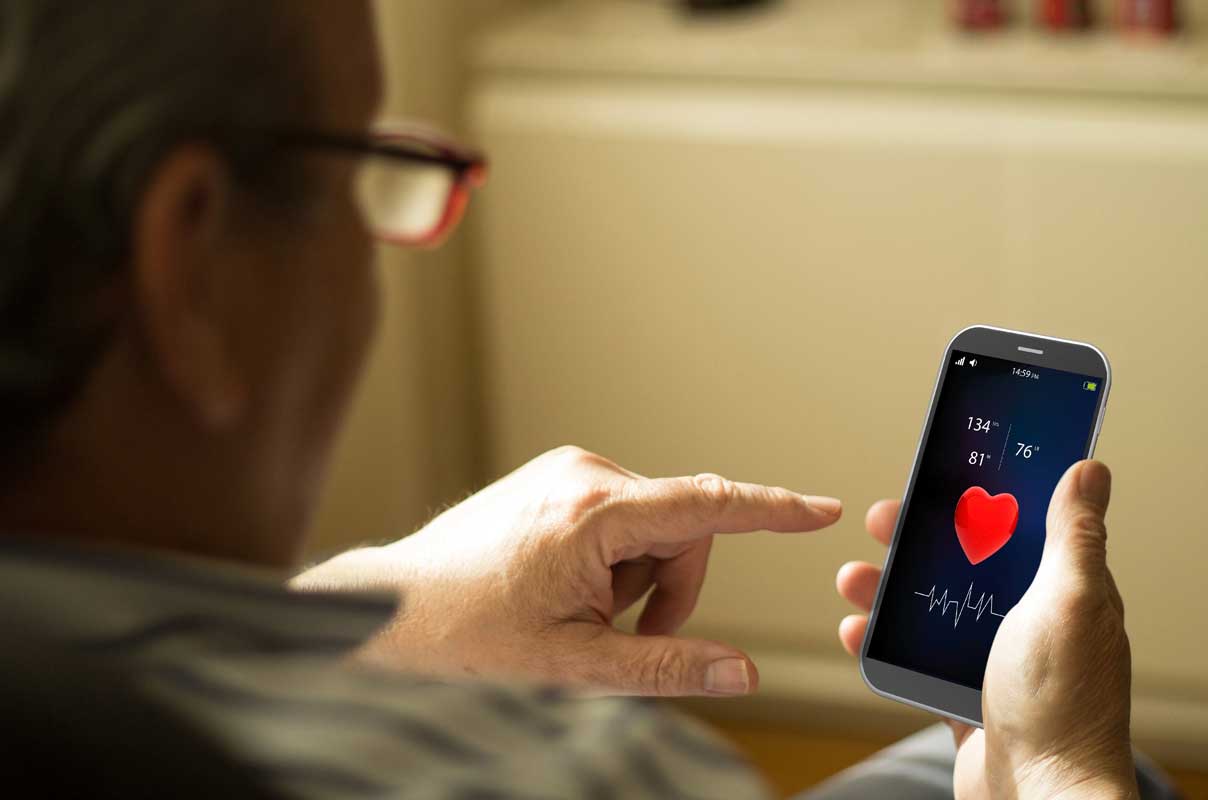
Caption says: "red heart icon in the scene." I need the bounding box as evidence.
[954,486,1019,565]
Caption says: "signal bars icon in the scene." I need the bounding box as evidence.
[955,357,966,366]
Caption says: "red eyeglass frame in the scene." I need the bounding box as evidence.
[276,123,488,248]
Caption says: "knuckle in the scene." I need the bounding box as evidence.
[565,484,612,524]
[547,444,589,463]
[691,473,737,515]
[643,646,687,695]
[547,445,612,471]
[1096,613,1132,677]
[541,448,630,538]
[1051,579,1109,621]
[1119,628,1133,665]
[1066,510,1108,542]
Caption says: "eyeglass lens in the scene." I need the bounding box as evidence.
[356,158,459,245]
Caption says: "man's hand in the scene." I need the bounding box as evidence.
[835,461,1138,800]
[296,446,842,697]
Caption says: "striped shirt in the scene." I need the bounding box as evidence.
[0,538,770,799]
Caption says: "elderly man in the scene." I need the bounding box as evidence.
[0,1,1174,798]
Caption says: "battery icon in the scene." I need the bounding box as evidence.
[1083,381,1098,392]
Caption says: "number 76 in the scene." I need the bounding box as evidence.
[1015,443,1037,459]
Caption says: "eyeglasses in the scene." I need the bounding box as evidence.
[277,124,488,248]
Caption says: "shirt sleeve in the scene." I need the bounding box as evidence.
[147,656,773,800]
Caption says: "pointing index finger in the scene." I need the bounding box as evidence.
[607,474,842,557]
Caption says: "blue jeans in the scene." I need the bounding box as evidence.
[799,725,1183,800]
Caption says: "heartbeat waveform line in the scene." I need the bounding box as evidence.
[914,582,1008,629]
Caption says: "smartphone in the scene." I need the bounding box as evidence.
[860,325,1110,727]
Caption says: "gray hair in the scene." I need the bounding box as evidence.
[0,0,314,464]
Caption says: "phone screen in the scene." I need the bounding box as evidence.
[866,350,1104,690]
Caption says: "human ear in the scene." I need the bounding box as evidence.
[129,144,247,430]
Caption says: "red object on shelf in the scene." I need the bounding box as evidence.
[1118,0,1180,34]
[1038,0,1094,30]
[953,0,1007,30]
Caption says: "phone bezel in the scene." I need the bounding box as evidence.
[858,325,1111,728]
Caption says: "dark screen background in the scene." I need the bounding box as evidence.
[866,350,1103,690]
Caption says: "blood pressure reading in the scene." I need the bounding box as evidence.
[866,351,1104,690]
[964,415,1040,468]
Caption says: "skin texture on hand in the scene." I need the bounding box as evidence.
[835,461,1139,800]
[294,445,843,697]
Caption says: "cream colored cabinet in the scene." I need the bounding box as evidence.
[468,1,1208,764]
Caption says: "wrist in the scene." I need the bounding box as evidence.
[1022,777,1138,800]
[292,544,437,671]
[291,545,398,593]
[1013,754,1139,800]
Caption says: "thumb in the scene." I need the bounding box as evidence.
[1038,460,1112,588]
[583,631,759,698]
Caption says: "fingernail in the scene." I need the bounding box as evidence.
[805,495,843,517]
[1077,461,1111,508]
[704,658,750,696]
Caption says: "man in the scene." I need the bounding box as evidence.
[0,1,1171,797]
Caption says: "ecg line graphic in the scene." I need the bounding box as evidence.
[914,583,1008,629]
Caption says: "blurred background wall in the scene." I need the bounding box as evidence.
[308,0,549,553]
[312,0,1208,785]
